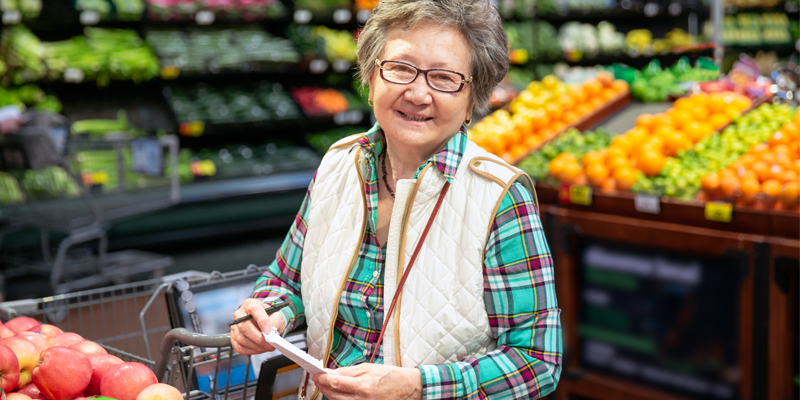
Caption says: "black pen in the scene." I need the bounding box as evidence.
[227,302,290,327]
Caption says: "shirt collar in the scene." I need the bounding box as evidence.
[351,122,467,184]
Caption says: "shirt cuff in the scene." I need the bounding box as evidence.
[417,364,464,400]
[259,296,298,336]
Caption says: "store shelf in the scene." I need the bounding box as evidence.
[536,46,717,68]
[534,181,799,238]
[538,7,710,23]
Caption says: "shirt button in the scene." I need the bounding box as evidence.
[372,271,378,278]
[363,349,370,357]
[366,311,371,318]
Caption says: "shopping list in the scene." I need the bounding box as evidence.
[263,329,327,375]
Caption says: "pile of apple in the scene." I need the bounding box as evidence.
[0,317,181,400]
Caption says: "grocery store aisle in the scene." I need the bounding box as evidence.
[164,236,284,276]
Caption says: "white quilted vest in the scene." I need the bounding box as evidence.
[299,134,536,398]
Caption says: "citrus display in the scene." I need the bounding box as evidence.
[634,102,796,200]
[700,112,800,209]
[517,128,613,181]
[469,73,629,162]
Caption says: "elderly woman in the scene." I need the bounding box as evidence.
[231,1,562,398]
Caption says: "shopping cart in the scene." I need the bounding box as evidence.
[0,111,180,296]
[0,265,301,400]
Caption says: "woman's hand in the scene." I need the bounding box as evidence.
[230,298,286,355]
[312,364,422,400]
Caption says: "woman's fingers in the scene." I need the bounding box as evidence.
[230,299,276,353]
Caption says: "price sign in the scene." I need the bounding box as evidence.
[558,183,572,204]
[179,121,205,137]
[196,10,215,25]
[634,194,660,214]
[80,10,100,25]
[161,65,180,79]
[705,201,733,223]
[131,138,163,176]
[293,9,312,24]
[332,8,351,24]
[2,10,21,24]
[569,185,592,206]
[64,68,85,83]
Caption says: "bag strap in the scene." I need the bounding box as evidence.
[299,181,451,399]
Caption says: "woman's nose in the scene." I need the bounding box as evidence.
[403,73,433,105]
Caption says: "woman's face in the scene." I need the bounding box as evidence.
[370,22,473,156]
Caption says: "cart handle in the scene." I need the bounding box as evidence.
[153,328,233,381]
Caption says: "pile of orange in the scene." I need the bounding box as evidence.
[469,72,629,162]
[700,114,800,210]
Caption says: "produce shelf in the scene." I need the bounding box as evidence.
[510,90,633,165]
[537,7,711,23]
[534,181,799,238]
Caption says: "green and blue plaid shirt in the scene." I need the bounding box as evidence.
[253,123,562,399]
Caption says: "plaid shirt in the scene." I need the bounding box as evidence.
[253,123,562,399]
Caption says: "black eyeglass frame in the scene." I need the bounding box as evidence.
[375,59,473,93]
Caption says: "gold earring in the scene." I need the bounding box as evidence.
[465,116,472,125]
[368,99,374,107]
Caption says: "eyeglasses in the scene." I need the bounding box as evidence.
[375,59,473,93]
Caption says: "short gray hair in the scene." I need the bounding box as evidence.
[356,0,508,114]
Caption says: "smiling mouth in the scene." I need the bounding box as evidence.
[397,110,432,122]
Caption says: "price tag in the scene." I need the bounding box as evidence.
[293,9,312,24]
[332,8,351,24]
[2,10,21,24]
[356,10,371,23]
[558,183,572,204]
[196,10,215,25]
[82,172,109,186]
[309,59,328,74]
[64,68,85,83]
[569,185,592,206]
[80,10,100,25]
[179,121,205,137]
[704,201,733,222]
[332,59,350,72]
[634,194,660,214]
[191,160,216,177]
[131,138,163,176]
[161,65,180,80]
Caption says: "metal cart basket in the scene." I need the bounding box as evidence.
[0,266,289,400]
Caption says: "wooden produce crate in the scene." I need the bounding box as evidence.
[544,206,784,400]
[510,91,632,165]
[534,181,799,239]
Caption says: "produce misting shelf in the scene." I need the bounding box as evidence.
[510,90,633,165]
[534,181,800,238]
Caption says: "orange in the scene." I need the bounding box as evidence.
[589,97,605,111]
[772,144,791,155]
[664,131,692,156]
[780,182,800,205]
[701,173,720,191]
[601,88,618,101]
[613,166,638,190]
[583,80,603,97]
[692,104,710,121]
[724,107,741,119]
[562,111,580,124]
[600,177,617,192]
[582,150,606,167]
[731,96,750,111]
[524,135,541,149]
[636,113,655,128]
[650,114,675,129]
[718,168,737,181]
[611,80,628,93]
[752,161,771,182]
[509,144,529,159]
[606,155,630,171]
[762,179,782,197]
[750,143,770,154]
[740,178,760,201]
[673,97,693,111]
[611,135,636,153]
[625,127,649,144]
[652,125,676,139]
[576,104,592,117]
[708,93,727,113]
[530,109,550,129]
[550,121,568,134]
[709,113,730,129]
[669,109,693,129]
[561,163,583,182]
[768,164,784,181]
[545,102,563,121]
[777,169,798,184]
[606,146,629,160]
[571,86,588,104]
[637,150,666,176]
[641,136,665,152]
[769,130,790,147]
[596,71,614,87]
[586,163,610,185]
[782,122,799,139]
[739,154,757,168]
[720,176,740,197]
[740,170,759,182]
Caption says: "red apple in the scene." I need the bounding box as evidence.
[32,347,91,400]
[17,383,47,400]
[4,319,40,334]
[134,383,181,400]
[0,325,15,339]
[0,337,38,389]
[0,344,20,392]
[100,362,157,400]
[14,333,48,353]
[28,325,62,340]
[82,354,123,396]
[68,341,106,358]
[46,333,83,348]
[7,393,33,400]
